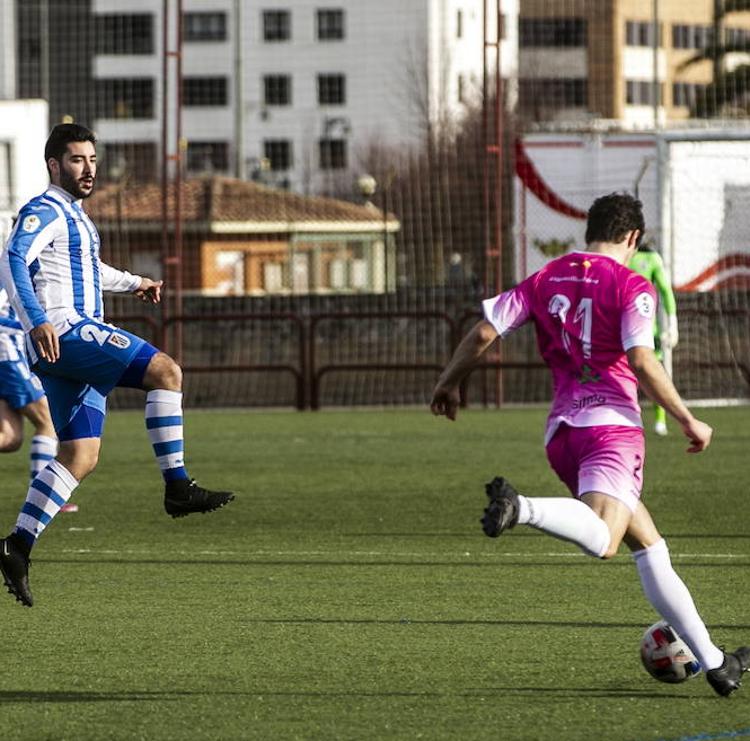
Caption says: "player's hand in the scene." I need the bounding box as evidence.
[681,417,712,453]
[135,278,163,304]
[31,322,60,363]
[430,385,461,421]
[661,315,679,348]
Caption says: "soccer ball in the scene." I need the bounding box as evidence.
[640,620,702,683]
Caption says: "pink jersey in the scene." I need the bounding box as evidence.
[482,251,656,444]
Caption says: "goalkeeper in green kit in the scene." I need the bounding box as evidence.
[629,243,678,436]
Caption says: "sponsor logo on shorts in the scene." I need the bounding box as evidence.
[22,215,41,233]
[572,393,606,410]
[107,332,131,350]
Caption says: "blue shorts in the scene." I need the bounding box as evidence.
[0,357,45,410]
[33,319,159,440]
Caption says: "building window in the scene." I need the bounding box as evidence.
[263,10,291,41]
[725,27,750,48]
[519,18,587,47]
[264,140,293,171]
[519,78,588,109]
[457,74,465,104]
[672,24,713,50]
[95,14,154,55]
[184,12,227,42]
[626,80,663,106]
[673,82,706,107]
[317,9,344,40]
[694,26,714,48]
[319,138,347,169]
[183,77,228,106]
[317,74,346,105]
[625,20,661,47]
[95,78,154,119]
[672,25,689,49]
[264,75,292,105]
[186,142,229,173]
[456,9,463,39]
[102,142,158,182]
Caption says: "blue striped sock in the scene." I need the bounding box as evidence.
[14,460,79,549]
[145,389,189,483]
[29,435,57,483]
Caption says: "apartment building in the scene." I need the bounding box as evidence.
[519,0,750,127]
[14,0,94,125]
[87,0,518,193]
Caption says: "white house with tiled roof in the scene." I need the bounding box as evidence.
[88,177,399,295]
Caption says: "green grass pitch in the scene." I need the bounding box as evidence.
[0,406,748,741]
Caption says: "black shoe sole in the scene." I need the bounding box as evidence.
[482,477,519,538]
[0,560,33,607]
[165,493,235,519]
[707,676,742,697]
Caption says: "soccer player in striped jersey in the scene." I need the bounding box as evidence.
[0,123,234,607]
[629,243,679,436]
[0,290,66,500]
[431,193,749,697]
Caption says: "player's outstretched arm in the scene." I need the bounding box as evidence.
[627,345,712,453]
[430,320,498,421]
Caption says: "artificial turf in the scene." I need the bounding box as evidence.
[0,406,748,741]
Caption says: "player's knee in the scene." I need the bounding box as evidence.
[57,444,100,479]
[0,433,23,453]
[145,353,182,391]
[73,451,98,479]
[160,359,182,390]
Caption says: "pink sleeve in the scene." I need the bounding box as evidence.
[481,281,532,338]
[621,277,656,351]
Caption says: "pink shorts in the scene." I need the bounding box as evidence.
[545,424,645,512]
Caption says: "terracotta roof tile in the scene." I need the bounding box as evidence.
[87,176,388,225]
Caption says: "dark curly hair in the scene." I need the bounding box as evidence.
[585,192,644,246]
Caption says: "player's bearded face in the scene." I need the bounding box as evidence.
[56,141,97,199]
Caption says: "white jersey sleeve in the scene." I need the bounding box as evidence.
[100,261,142,293]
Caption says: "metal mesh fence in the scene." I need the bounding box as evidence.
[3,1,750,408]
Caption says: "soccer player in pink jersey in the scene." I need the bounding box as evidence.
[430,193,749,697]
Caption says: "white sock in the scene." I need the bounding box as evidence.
[632,539,724,671]
[516,495,611,557]
[29,435,57,482]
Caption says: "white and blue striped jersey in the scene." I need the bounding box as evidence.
[0,288,25,363]
[0,185,142,363]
